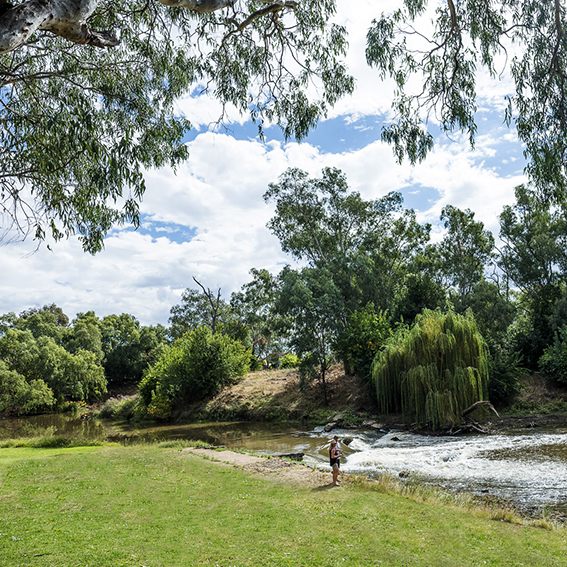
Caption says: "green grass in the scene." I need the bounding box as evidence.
[0,445,566,567]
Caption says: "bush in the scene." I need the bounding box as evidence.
[539,325,567,383]
[280,353,300,369]
[336,303,391,381]
[96,395,139,420]
[139,327,249,415]
[0,361,55,415]
[487,344,524,405]
[248,355,263,371]
[0,329,107,408]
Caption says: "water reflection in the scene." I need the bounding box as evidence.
[2,415,567,513]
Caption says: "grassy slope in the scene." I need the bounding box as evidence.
[176,366,380,423]
[1,445,566,567]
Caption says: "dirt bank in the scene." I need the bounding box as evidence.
[174,365,380,424]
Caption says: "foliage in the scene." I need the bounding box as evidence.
[391,271,447,325]
[0,0,353,252]
[366,1,567,195]
[99,314,168,383]
[498,185,567,302]
[276,266,344,405]
[265,167,430,313]
[230,268,284,361]
[139,326,249,415]
[0,328,106,409]
[372,309,488,430]
[539,325,567,384]
[508,309,555,371]
[0,360,55,415]
[335,303,391,381]
[280,353,301,369]
[64,311,104,364]
[465,281,517,344]
[19,304,69,327]
[169,280,245,341]
[487,344,525,406]
[96,395,140,421]
[435,206,495,305]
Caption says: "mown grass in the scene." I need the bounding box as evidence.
[1,444,566,567]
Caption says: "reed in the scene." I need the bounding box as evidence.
[373,309,488,429]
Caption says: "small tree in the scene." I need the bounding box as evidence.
[372,309,488,430]
[139,326,249,418]
[276,266,344,406]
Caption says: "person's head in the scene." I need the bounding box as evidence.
[333,435,339,442]
[330,441,337,448]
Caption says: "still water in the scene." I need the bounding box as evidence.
[2,415,567,513]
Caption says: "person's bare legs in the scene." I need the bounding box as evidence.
[332,464,340,485]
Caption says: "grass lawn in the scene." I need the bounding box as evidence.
[0,444,566,567]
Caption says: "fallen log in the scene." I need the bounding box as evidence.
[462,400,500,418]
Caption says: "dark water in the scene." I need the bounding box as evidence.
[2,414,567,514]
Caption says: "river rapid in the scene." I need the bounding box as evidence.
[2,415,567,515]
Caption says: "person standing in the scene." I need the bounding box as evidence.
[329,440,341,486]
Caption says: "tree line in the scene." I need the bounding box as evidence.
[2,168,567,427]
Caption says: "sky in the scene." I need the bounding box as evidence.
[1,1,527,327]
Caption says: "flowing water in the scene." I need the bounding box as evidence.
[2,415,567,514]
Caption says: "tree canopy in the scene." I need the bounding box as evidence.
[0,0,353,252]
[366,0,567,196]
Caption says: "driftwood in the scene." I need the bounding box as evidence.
[462,401,500,418]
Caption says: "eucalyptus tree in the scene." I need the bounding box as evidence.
[498,184,567,301]
[169,277,244,340]
[275,265,343,405]
[230,268,283,363]
[0,0,353,252]
[99,313,168,382]
[264,167,430,314]
[498,184,567,366]
[435,205,495,308]
[366,0,567,195]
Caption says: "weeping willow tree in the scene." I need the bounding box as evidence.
[372,309,488,430]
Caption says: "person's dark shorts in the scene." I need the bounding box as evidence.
[330,457,340,467]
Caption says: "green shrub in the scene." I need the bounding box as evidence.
[248,354,263,371]
[96,395,139,420]
[280,353,300,368]
[336,303,391,381]
[488,344,524,405]
[139,327,249,414]
[146,391,172,420]
[539,325,567,383]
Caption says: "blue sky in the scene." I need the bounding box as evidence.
[1,1,527,326]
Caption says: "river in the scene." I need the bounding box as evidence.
[2,415,567,515]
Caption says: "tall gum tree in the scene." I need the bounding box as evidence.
[0,0,353,252]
